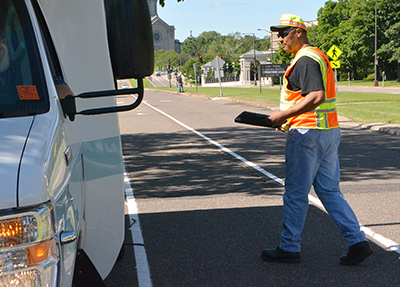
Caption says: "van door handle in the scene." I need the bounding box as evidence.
[59,231,77,245]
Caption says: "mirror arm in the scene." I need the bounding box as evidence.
[60,78,144,121]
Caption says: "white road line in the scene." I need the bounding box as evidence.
[125,95,399,283]
[124,172,153,287]
[142,101,284,186]
[141,99,400,255]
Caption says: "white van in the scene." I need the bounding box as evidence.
[0,0,153,286]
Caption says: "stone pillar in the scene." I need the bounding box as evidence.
[240,59,252,85]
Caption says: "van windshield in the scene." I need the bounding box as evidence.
[0,0,49,118]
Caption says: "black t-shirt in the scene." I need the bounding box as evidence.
[287,56,325,96]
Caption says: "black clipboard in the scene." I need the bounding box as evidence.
[234,111,279,128]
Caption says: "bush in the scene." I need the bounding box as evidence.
[364,73,375,81]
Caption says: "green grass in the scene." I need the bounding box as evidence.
[333,91,400,124]
[337,102,400,124]
[336,92,400,103]
[130,78,153,89]
[145,79,400,125]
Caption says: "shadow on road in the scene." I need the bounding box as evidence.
[121,128,285,199]
[106,124,400,286]
[121,126,400,201]
[106,205,400,287]
[339,127,400,182]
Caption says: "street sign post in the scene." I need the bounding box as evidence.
[211,56,225,70]
[211,56,225,97]
[193,63,198,92]
[327,45,343,91]
[261,64,288,78]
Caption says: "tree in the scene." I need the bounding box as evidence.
[274,45,293,64]
[181,31,223,57]
[180,31,270,72]
[314,0,371,80]
[159,0,184,7]
[315,0,349,52]
[154,50,180,71]
[181,31,270,60]
[181,58,199,82]
[315,0,400,81]
[379,22,400,81]
[376,0,400,81]
[339,0,376,80]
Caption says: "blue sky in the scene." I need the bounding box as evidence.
[157,0,330,41]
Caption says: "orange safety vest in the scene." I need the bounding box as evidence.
[280,46,339,130]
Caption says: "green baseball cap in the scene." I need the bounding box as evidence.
[270,14,307,32]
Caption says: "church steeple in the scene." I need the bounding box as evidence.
[186,30,195,41]
[147,0,157,17]
[147,0,180,54]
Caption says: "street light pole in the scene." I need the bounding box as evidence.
[362,0,378,86]
[374,3,378,86]
[252,33,257,87]
[258,28,273,63]
[271,30,274,64]
[258,28,275,87]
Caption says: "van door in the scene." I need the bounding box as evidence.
[34,0,125,278]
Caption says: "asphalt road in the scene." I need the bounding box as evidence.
[149,73,177,89]
[105,87,400,287]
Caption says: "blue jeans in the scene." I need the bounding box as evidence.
[178,83,183,92]
[280,128,367,252]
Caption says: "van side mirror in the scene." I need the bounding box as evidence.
[104,0,154,80]
[61,0,154,120]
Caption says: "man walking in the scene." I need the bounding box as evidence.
[176,73,184,93]
[263,14,372,265]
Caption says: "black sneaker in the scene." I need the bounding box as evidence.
[340,241,373,266]
[261,247,301,263]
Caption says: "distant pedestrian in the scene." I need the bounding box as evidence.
[263,14,372,265]
[176,74,184,93]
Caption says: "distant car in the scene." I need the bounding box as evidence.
[121,84,129,89]
[155,72,161,76]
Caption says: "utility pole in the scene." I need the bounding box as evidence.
[374,3,378,86]
[363,0,378,86]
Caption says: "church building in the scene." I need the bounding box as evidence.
[147,0,181,53]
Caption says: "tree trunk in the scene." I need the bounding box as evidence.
[352,66,359,80]
[398,62,400,82]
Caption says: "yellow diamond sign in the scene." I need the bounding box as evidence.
[327,45,342,61]
[330,60,340,69]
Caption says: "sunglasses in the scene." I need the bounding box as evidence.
[278,27,296,39]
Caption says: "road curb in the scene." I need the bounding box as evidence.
[356,123,400,136]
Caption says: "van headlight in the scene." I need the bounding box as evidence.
[0,203,58,287]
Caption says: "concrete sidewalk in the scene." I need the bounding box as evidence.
[338,84,400,94]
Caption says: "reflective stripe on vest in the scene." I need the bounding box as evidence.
[280,46,339,130]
